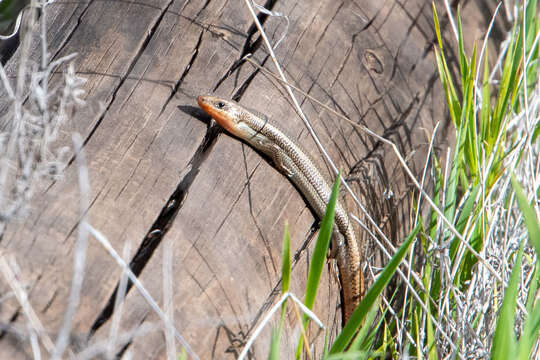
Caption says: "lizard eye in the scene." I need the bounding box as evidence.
[216,101,226,109]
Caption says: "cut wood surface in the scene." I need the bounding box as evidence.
[0,1,502,359]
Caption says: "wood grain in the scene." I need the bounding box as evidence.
[0,0,502,358]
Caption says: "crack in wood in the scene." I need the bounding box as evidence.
[87,123,221,339]
[231,54,269,102]
[114,314,148,358]
[65,0,175,168]
[51,1,94,62]
[212,0,278,92]
[0,309,20,341]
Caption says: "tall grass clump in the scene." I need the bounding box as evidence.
[409,1,540,358]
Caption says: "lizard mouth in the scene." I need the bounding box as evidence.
[197,96,240,136]
[197,95,222,122]
[196,95,212,113]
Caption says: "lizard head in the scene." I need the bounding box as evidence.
[197,95,251,138]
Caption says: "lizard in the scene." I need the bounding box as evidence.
[197,95,363,323]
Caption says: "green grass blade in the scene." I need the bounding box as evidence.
[480,43,491,142]
[455,185,480,233]
[349,298,380,351]
[432,3,443,51]
[517,261,540,359]
[428,158,442,241]
[419,231,437,360]
[304,172,340,311]
[456,6,469,91]
[525,267,540,338]
[281,223,291,294]
[425,304,436,360]
[511,176,540,255]
[533,119,540,142]
[517,305,540,360]
[330,222,421,353]
[524,0,539,92]
[449,184,480,268]
[525,261,539,313]
[178,348,187,360]
[490,243,523,360]
[268,224,291,359]
[444,124,464,223]
[493,24,521,133]
[432,4,460,124]
[463,45,479,178]
[530,305,540,340]
[323,331,330,359]
[267,327,281,360]
[325,351,374,359]
[510,174,540,359]
[296,172,340,359]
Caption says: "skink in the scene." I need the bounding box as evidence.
[197,95,363,323]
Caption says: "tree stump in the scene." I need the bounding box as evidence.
[0,1,503,358]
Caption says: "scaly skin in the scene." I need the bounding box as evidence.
[197,95,363,324]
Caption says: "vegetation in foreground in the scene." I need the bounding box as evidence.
[0,0,538,359]
[255,1,540,359]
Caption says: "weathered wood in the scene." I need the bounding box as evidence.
[0,0,502,358]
